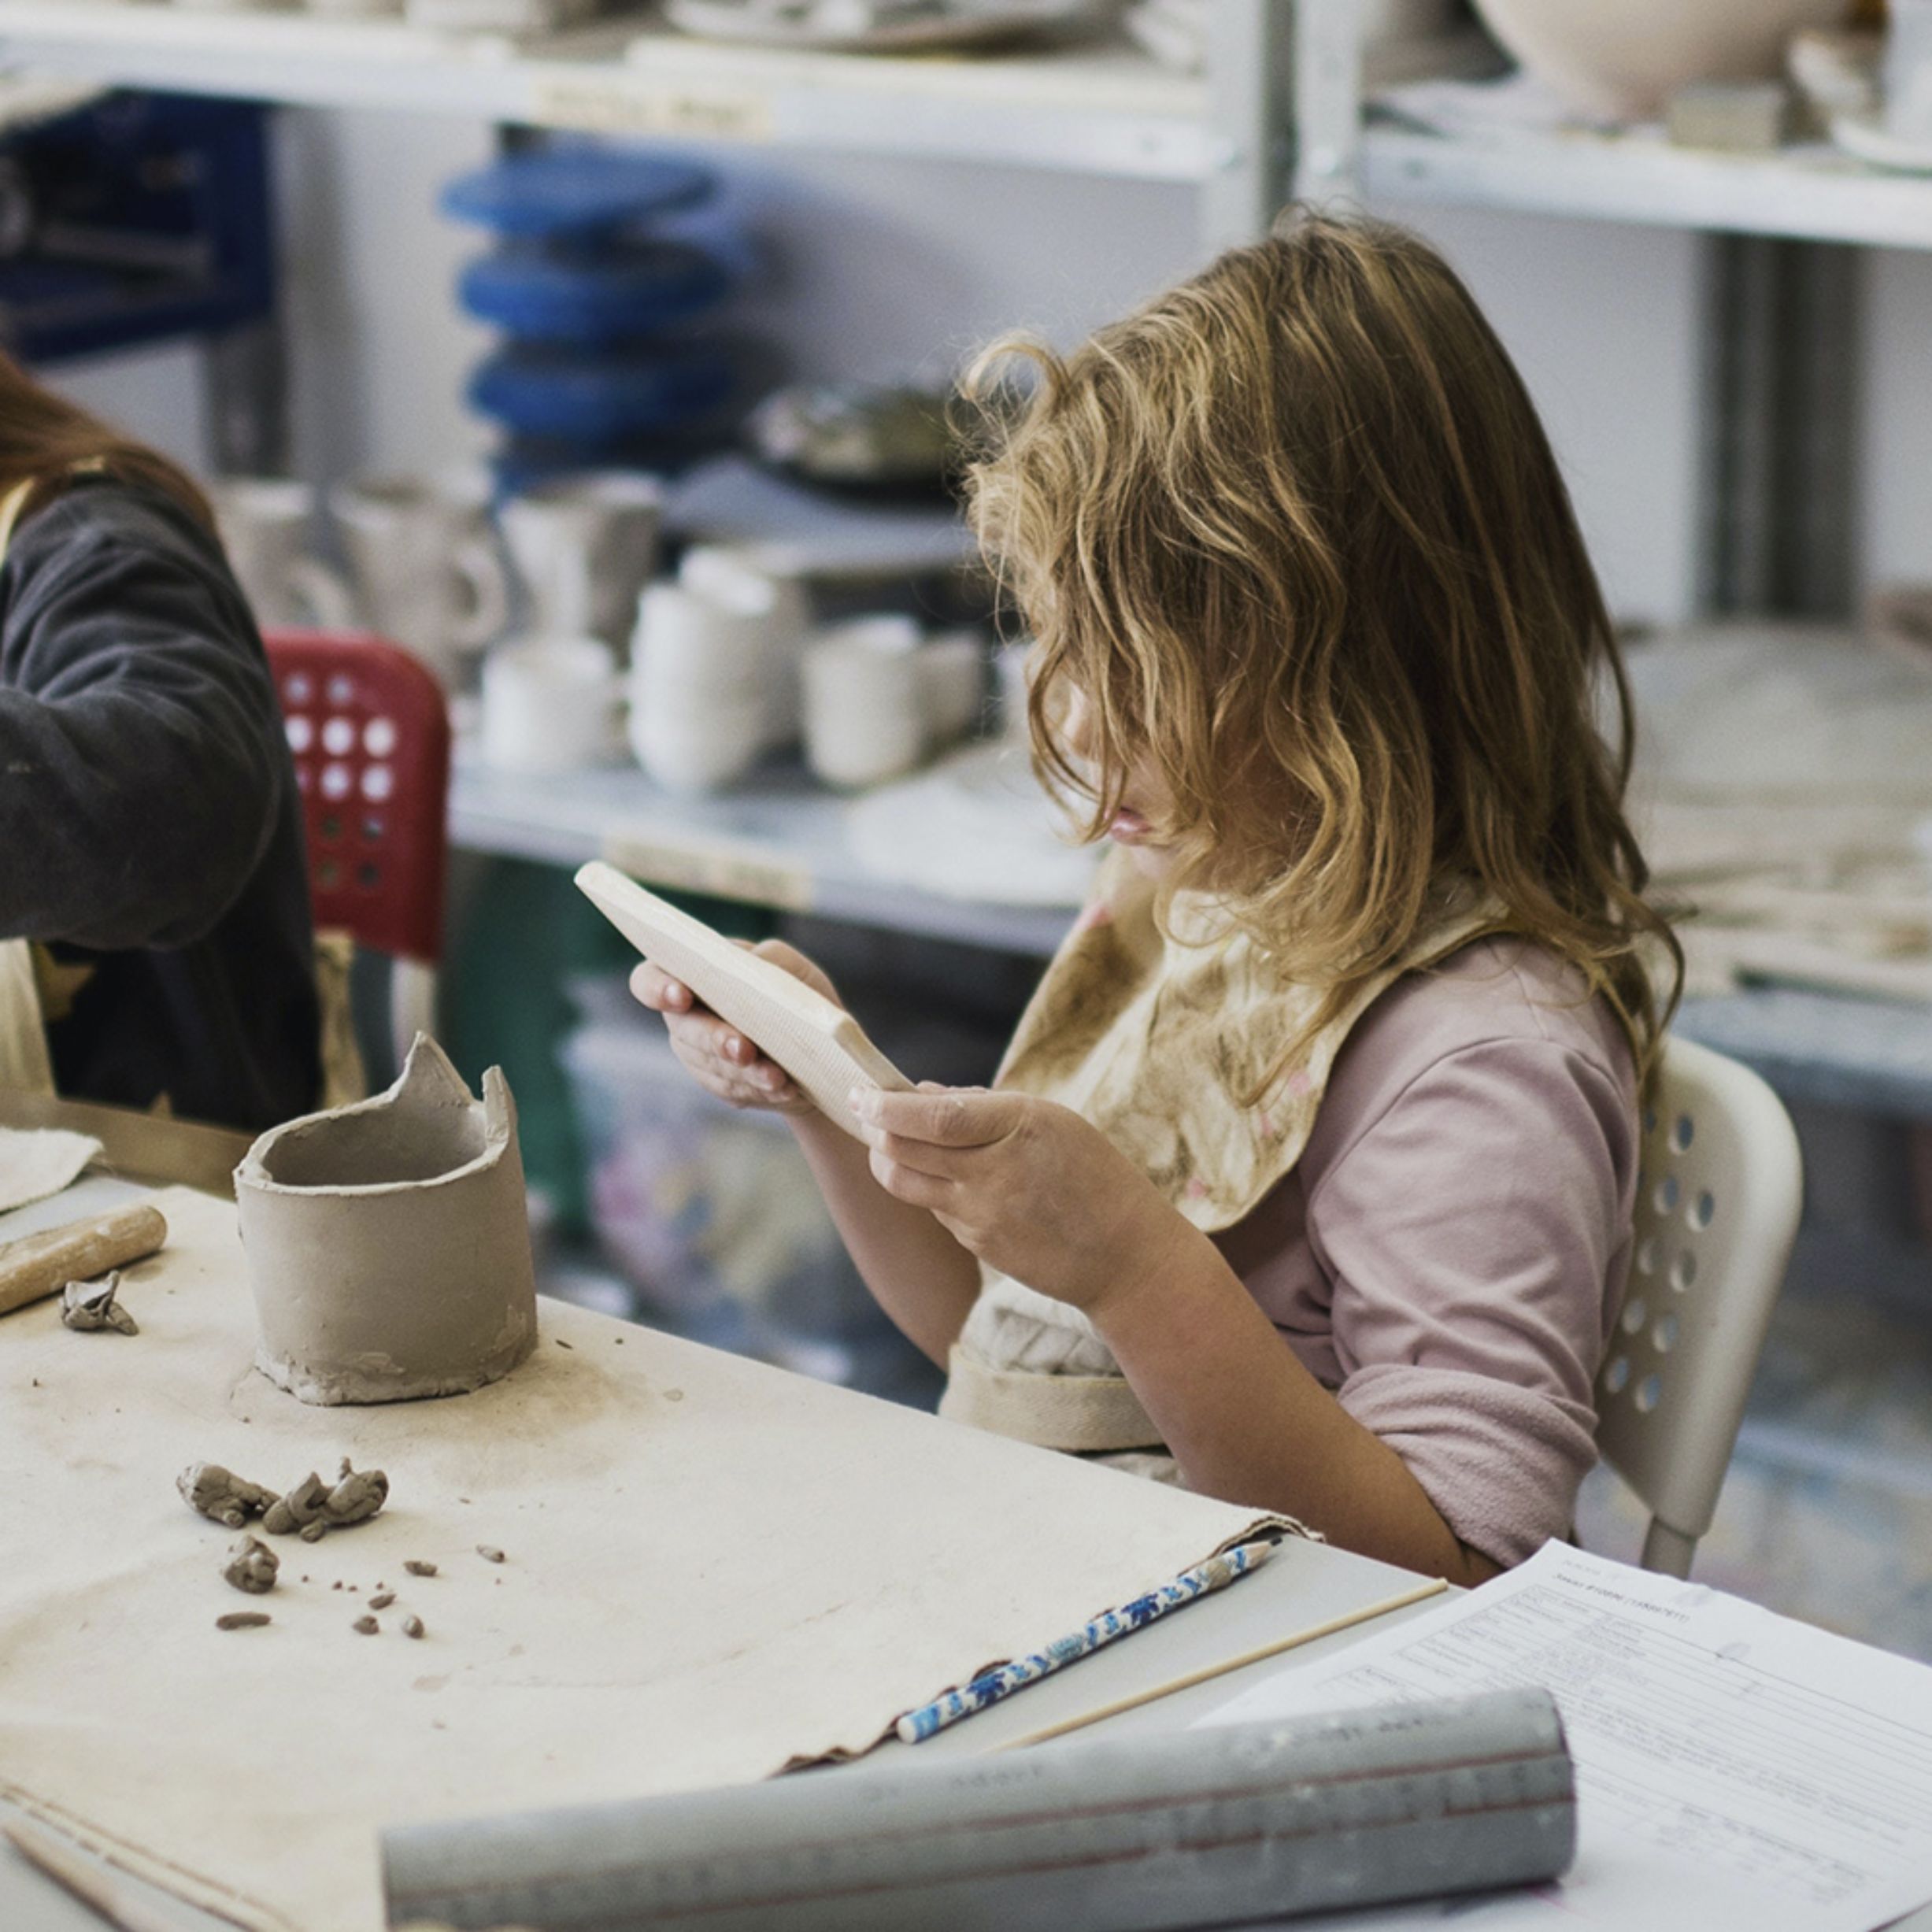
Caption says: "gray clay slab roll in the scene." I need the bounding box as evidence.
[235,1034,538,1405]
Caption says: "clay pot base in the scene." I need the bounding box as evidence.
[235,1035,538,1406]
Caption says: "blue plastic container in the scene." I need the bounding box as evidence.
[459,240,734,343]
[442,151,715,243]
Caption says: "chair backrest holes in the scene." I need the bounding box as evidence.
[1635,1235,1659,1275]
[1671,1249,1697,1292]
[1671,1113,1694,1153]
[1604,1354,1630,1393]
[1622,1297,1648,1334]
[1654,1173,1681,1213]
[1635,1372,1663,1413]
[1653,1313,1678,1353]
[1690,1190,1715,1230]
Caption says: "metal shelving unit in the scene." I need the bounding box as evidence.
[1363,121,1932,253]
[0,2,1218,181]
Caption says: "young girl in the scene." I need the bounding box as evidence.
[634,210,1678,1586]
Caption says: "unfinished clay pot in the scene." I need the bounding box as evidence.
[235,1035,537,1405]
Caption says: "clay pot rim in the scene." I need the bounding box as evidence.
[234,1064,514,1200]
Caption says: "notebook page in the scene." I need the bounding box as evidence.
[1194,1541,1932,1932]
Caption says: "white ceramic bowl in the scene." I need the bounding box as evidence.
[1472,0,1849,119]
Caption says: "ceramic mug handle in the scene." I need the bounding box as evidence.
[449,535,512,652]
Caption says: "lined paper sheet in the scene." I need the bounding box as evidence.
[1194,1542,1932,1932]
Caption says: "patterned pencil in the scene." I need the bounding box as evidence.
[895,1538,1278,1744]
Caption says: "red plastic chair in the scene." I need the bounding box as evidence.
[262,630,450,1067]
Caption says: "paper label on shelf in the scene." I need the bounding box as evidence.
[530,76,772,143]
[601,831,813,913]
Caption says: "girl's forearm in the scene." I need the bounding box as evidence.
[787,1111,983,1364]
[1094,1233,1498,1587]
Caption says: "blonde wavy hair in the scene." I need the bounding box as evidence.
[964,209,1680,1075]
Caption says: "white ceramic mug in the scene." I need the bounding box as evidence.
[480,636,620,775]
[803,616,927,790]
[917,631,988,747]
[209,477,358,635]
[331,473,512,687]
[498,472,664,652]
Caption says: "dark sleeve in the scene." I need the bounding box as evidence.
[0,486,287,951]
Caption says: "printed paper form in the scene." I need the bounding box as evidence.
[1194,1542,1932,1932]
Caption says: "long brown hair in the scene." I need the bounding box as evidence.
[965,208,1681,1076]
[0,346,214,530]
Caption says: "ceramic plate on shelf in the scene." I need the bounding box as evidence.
[661,0,1108,55]
[1830,111,1932,174]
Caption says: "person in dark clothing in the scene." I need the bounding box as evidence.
[0,357,320,1132]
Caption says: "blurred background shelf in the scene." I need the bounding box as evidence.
[0,1,1217,181]
[1363,122,1932,253]
[450,754,1079,954]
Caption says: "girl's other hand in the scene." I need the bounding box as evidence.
[850,1085,1197,1323]
[628,939,838,1116]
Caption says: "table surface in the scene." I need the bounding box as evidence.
[6,1183,1930,1932]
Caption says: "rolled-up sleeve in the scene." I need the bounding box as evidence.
[1307,1037,1634,1567]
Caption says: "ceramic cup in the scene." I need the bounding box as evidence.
[677,543,812,740]
[498,472,664,653]
[479,635,620,774]
[209,477,358,634]
[803,615,927,790]
[331,472,511,687]
[917,630,988,747]
[628,578,787,794]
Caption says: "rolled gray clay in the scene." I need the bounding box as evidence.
[234,1034,537,1405]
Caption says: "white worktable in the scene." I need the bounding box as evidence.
[0,1179,1439,1932]
[7,1181,1927,1932]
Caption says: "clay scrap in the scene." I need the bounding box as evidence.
[215,1612,271,1631]
[261,1460,388,1540]
[58,1272,137,1334]
[179,1458,389,1544]
[224,1536,279,1596]
[179,1463,278,1530]
[234,1034,538,1406]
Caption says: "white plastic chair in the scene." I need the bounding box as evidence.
[1595,1034,1804,1579]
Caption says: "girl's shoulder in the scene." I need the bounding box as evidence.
[1310,936,1638,1167]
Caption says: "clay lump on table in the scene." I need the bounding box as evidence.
[223,1536,279,1595]
[60,1271,137,1334]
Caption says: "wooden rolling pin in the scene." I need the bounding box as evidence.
[0,1205,168,1319]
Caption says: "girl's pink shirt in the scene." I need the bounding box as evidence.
[1215,938,1639,1567]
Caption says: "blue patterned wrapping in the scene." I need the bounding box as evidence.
[895,1539,1277,1744]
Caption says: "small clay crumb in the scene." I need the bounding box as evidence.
[215,1612,271,1631]
[332,1581,343,1591]
[404,1560,437,1578]
[353,1616,379,1635]
[402,1616,425,1640]
[613,1337,624,1345]
[476,1545,505,1564]
[61,1271,138,1334]
[299,1521,328,1544]
[665,1390,684,1403]
[348,1584,359,1593]
[223,1535,279,1596]
[369,1592,394,1609]
[555,1338,573,1349]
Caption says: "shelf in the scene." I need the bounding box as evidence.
[1363,121,1932,251]
[1677,988,1932,1122]
[0,2,1216,180]
[450,754,1079,954]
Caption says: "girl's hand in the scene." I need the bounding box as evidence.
[851,1086,1197,1322]
[629,940,839,1116]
